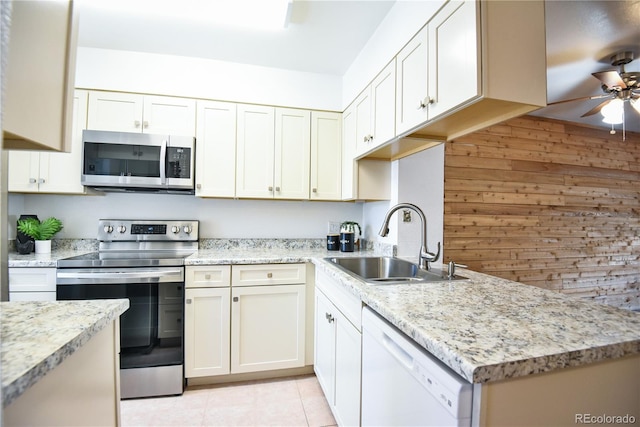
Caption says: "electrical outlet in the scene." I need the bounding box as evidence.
[327,221,341,234]
[403,210,412,222]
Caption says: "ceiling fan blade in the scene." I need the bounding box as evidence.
[592,70,627,89]
[547,94,609,106]
[581,99,611,117]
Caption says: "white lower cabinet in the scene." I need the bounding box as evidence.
[9,267,57,301]
[314,270,362,427]
[185,287,231,377]
[185,264,307,379]
[231,284,306,373]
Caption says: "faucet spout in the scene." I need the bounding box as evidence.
[378,203,441,270]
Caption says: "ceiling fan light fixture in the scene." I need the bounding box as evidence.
[601,98,624,124]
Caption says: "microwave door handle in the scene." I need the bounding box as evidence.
[160,139,168,185]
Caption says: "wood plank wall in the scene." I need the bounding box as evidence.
[443,115,640,310]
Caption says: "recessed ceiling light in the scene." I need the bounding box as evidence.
[78,0,292,31]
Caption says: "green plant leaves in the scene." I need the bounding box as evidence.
[17,217,63,240]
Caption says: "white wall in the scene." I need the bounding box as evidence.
[76,47,343,111]
[362,145,444,264]
[7,193,362,239]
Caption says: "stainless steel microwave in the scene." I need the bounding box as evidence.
[81,130,195,194]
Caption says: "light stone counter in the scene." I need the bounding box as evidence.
[1,299,129,407]
[313,260,640,383]
[8,243,639,386]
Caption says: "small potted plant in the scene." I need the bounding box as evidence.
[17,217,63,254]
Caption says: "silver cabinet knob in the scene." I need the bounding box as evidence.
[275,186,280,192]
[29,178,37,184]
[268,186,273,191]
[205,274,211,280]
[186,299,192,304]
[312,188,317,193]
[267,272,273,278]
[143,121,149,128]
[417,96,434,109]
[196,183,202,189]
[134,120,141,128]
[38,178,45,184]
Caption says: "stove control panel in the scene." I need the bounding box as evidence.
[98,220,199,242]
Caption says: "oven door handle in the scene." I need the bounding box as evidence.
[57,269,183,281]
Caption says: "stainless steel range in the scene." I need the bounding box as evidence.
[56,219,199,399]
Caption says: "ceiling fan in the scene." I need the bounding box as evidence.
[549,51,640,133]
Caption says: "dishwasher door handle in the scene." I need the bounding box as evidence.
[382,332,415,371]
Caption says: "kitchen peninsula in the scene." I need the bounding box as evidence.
[1,299,129,426]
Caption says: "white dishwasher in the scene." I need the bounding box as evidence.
[361,307,473,426]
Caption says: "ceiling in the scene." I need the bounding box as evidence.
[76,0,640,133]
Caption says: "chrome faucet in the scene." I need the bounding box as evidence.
[378,203,441,270]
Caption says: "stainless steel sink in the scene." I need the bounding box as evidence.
[325,256,466,284]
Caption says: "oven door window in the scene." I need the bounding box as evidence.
[57,282,183,369]
[84,142,161,178]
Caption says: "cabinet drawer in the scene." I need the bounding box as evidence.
[9,268,56,292]
[186,265,231,288]
[231,264,306,287]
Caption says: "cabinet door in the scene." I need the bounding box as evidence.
[396,26,429,135]
[87,91,144,132]
[195,101,237,198]
[314,290,337,406]
[143,95,196,136]
[334,312,362,427]
[274,108,311,200]
[428,0,479,119]
[231,284,306,373]
[3,0,77,152]
[184,287,231,378]
[310,111,342,201]
[341,104,357,200]
[369,60,396,150]
[7,151,40,193]
[235,105,275,198]
[354,89,372,157]
[38,90,88,194]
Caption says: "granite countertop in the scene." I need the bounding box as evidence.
[1,299,130,408]
[8,245,640,386]
[313,260,640,383]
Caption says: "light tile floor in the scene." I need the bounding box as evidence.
[120,375,337,427]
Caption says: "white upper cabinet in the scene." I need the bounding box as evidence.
[3,0,78,152]
[310,111,342,201]
[274,108,311,200]
[369,60,396,151]
[87,91,196,135]
[396,26,429,136]
[195,101,237,198]
[355,60,396,158]
[236,106,312,200]
[235,104,276,198]
[427,0,478,119]
[9,90,88,194]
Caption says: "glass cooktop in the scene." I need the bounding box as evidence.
[57,250,195,268]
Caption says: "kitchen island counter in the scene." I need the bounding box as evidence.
[1,299,129,408]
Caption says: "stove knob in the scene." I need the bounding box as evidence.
[117,225,127,233]
[183,226,192,234]
[171,226,180,234]
[103,225,113,234]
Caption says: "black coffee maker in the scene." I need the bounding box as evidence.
[16,214,38,254]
